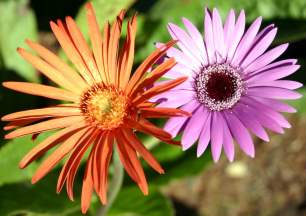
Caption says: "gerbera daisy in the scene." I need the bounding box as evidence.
[1,3,188,213]
[154,8,302,162]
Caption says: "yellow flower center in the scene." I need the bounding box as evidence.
[81,84,128,130]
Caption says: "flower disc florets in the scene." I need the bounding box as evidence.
[80,83,129,130]
[194,63,244,111]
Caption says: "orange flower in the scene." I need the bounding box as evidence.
[1,3,188,213]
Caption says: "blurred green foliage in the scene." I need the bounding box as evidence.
[0,0,305,215]
[109,186,174,216]
[0,0,38,82]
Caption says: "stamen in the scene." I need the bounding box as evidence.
[80,83,129,130]
[194,63,245,111]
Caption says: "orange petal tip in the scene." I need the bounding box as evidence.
[159,169,165,174]
[185,111,192,117]
[25,39,33,45]
[18,162,26,169]
[1,115,8,121]
[85,2,93,10]
[16,47,23,53]
[81,207,89,215]
[4,134,12,139]
[31,177,38,184]
[49,20,56,26]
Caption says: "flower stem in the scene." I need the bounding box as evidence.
[96,149,124,216]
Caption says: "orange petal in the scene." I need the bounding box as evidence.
[5,116,84,139]
[19,123,87,169]
[116,137,139,183]
[137,102,155,109]
[140,107,191,118]
[102,22,111,83]
[56,128,98,194]
[25,39,88,91]
[121,129,164,174]
[3,118,42,131]
[136,118,181,146]
[131,57,176,96]
[108,11,125,85]
[3,82,80,102]
[92,132,113,204]
[31,127,90,184]
[66,129,99,201]
[2,106,81,121]
[50,20,94,85]
[132,77,187,106]
[18,47,81,94]
[118,16,136,88]
[125,118,171,141]
[125,40,177,94]
[91,137,102,199]
[85,3,106,83]
[65,16,101,82]
[116,133,148,195]
[81,149,94,214]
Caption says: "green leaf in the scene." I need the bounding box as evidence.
[0,170,91,216]
[134,0,205,63]
[0,133,53,186]
[75,0,135,36]
[108,186,174,216]
[0,0,38,82]
[146,145,211,185]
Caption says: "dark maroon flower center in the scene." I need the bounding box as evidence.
[194,63,244,111]
[205,72,236,102]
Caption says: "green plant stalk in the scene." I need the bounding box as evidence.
[96,148,124,216]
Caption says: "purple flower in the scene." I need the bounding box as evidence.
[154,8,303,162]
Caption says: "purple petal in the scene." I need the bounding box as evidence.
[210,111,224,162]
[197,111,212,157]
[169,79,194,91]
[204,8,216,64]
[222,115,235,162]
[254,24,274,41]
[156,90,195,108]
[182,107,208,150]
[162,69,188,79]
[164,100,199,137]
[212,8,226,60]
[247,87,302,100]
[224,9,236,56]
[157,42,200,71]
[243,43,288,73]
[245,59,296,80]
[248,80,303,90]
[245,105,284,134]
[231,16,262,66]
[182,17,207,64]
[168,23,203,64]
[242,97,292,128]
[247,64,300,83]
[226,10,245,62]
[234,104,269,141]
[224,111,255,157]
[241,102,284,134]
[170,63,196,77]
[252,97,297,113]
[239,28,278,68]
